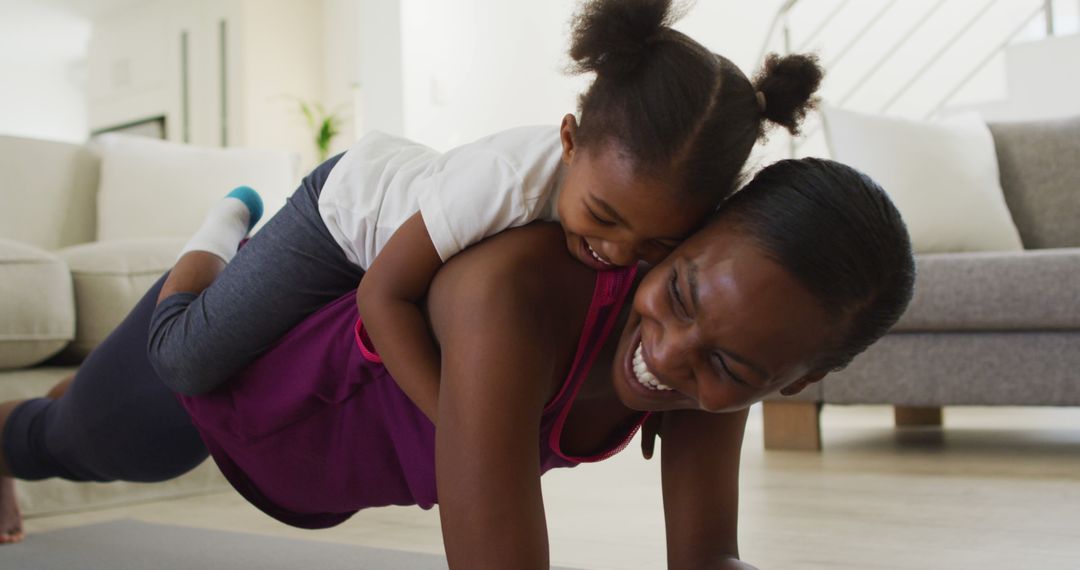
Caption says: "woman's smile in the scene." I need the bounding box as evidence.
[617,322,693,410]
[631,343,671,391]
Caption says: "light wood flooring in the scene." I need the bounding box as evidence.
[22,405,1080,569]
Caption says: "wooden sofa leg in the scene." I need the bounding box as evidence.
[894,406,943,427]
[762,401,822,451]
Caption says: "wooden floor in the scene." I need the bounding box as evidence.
[22,405,1080,569]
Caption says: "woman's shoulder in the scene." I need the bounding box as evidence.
[428,223,595,335]
[439,223,589,296]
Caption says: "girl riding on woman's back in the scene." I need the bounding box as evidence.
[147,0,823,421]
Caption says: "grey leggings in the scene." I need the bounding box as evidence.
[148,154,365,395]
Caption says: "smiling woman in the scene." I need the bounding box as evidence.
[0,156,915,569]
[425,157,914,569]
[614,227,836,414]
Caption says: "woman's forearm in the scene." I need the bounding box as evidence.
[427,251,558,569]
[434,324,553,569]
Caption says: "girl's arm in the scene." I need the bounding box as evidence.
[355,212,444,423]
[660,408,759,570]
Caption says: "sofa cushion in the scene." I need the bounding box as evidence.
[822,331,1080,406]
[95,134,297,241]
[822,106,1023,253]
[0,239,75,369]
[895,247,1080,331]
[56,238,184,360]
[988,116,1080,249]
[0,135,99,250]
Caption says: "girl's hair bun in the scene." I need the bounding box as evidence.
[753,53,824,136]
[569,0,680,78]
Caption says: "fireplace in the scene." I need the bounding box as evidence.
[91,115,166,140]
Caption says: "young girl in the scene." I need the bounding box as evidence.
[148,0,823,422]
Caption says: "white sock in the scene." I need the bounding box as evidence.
[179,198,252,263]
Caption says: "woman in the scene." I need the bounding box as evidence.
[0,158,914,569]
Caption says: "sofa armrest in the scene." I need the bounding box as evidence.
[0,239,74,369]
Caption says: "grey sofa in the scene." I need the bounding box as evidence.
[762,116,1080,450]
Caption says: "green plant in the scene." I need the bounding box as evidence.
[296,99,347,162]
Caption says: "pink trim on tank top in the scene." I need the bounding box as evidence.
[547,266,651,464]
[354,319,382,363]
[353,266,649,465]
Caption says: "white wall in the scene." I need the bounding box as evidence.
[85,1,182,138]
[972,34,1080,122]
[357,0,406,141]
[322,0,361,149]
[353,0,1078,159]
[0,2,91,142]
[233,0,325,168]
[398,0,581,150]
[392,0,784,151]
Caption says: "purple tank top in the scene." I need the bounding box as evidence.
[179,265,645,529]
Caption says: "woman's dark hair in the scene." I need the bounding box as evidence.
[569,0,823,199]
[717,158,916,372]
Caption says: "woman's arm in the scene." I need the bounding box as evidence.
[355,212,444,423]
[426,224,579,570]
[660,408,758,570]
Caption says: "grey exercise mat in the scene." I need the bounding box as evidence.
[3,519,584,569]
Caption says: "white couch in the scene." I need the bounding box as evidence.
[0,133,297,515]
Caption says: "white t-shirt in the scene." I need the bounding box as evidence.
[318,126,565,269]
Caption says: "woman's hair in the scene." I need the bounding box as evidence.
[568,0,823,198]
[717,158,916,372]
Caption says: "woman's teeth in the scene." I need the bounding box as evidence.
[584,241,612,266]
[633,343,671,391]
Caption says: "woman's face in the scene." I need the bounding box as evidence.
[610,221,836,413]
[555,115,717,270]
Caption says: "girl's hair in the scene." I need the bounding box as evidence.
[569,0,823,198]
[717,158,916,372]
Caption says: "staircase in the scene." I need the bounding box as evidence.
[756,0,1073,158]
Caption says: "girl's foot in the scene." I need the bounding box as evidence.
[179,186,264,263]
[0,477,23,544]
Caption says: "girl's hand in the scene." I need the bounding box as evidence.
[356,212,444,423]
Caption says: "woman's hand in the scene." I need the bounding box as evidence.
[659,408,754,570]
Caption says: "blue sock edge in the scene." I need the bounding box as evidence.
[226,186,264,230]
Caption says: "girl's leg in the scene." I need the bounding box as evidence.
[0,274,210,544]
[148,153,365,396]
[158,252,225,306]
[156,185,262,305]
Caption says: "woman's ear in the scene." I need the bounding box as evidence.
[779,371,828,397]
[559,114,579,164]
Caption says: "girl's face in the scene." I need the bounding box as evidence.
[555,115,716,270]
[609,221,836,414]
